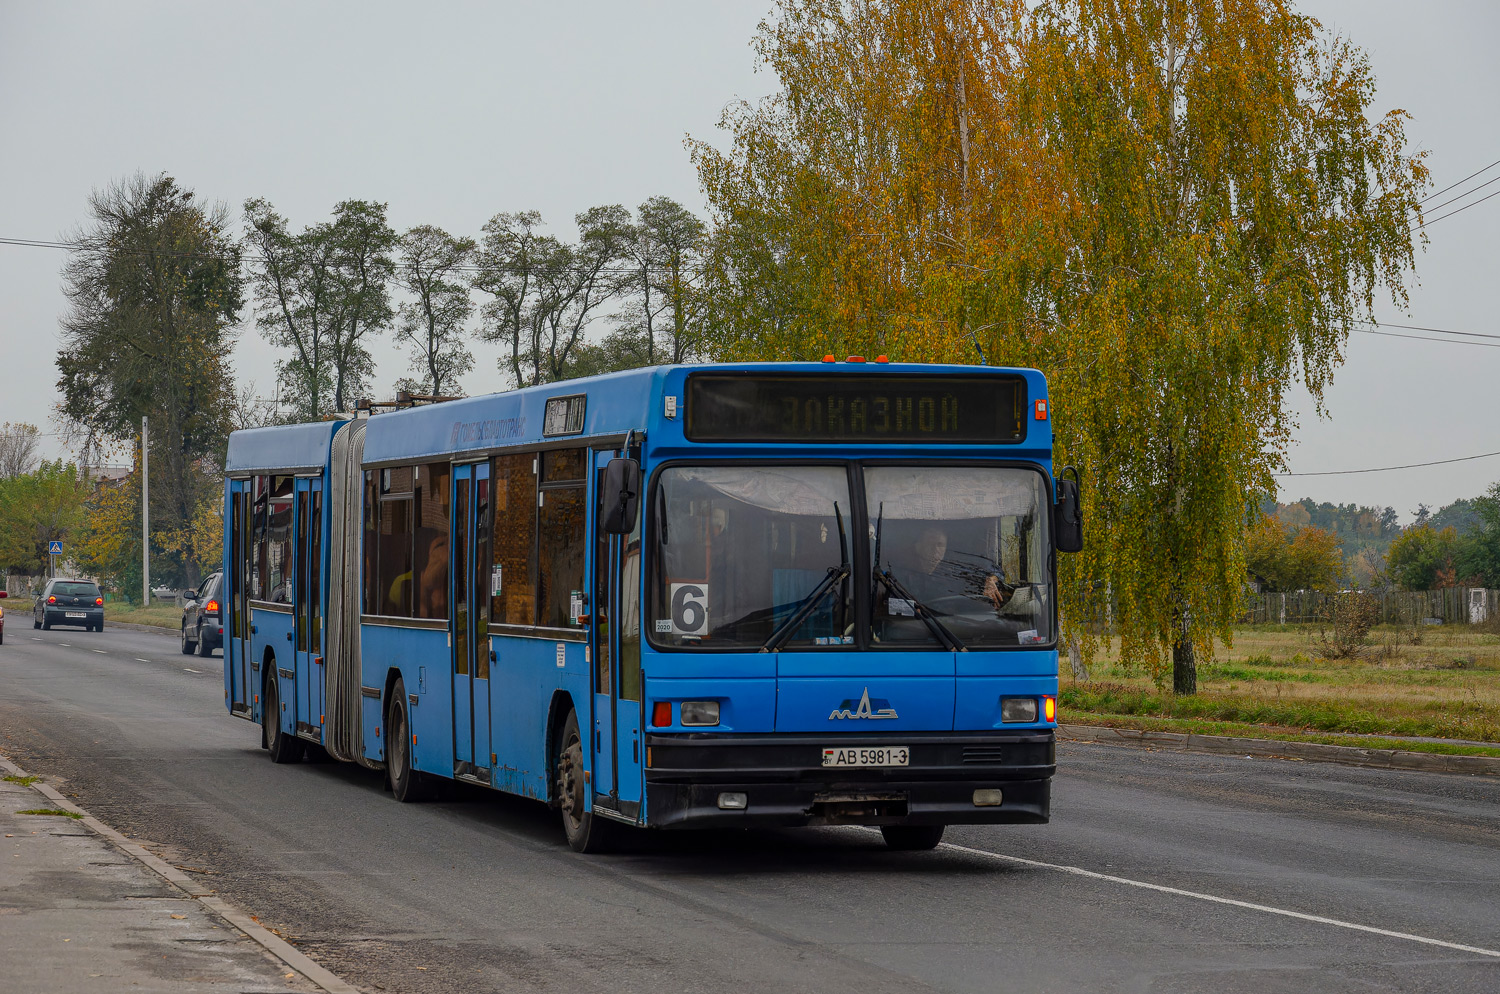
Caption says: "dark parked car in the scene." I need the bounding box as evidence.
[34,579,105,631]
[180,572,223,657]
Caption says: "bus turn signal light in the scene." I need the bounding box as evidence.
[651,701,672,727]
[1043,696,1056,722]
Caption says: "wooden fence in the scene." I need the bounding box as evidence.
[1240,588,1500,626]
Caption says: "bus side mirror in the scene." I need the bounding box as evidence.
[1054,468,1083,553]
[602,458,641,534]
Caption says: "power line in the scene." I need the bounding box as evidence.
[1351,328,1500,350]
[1362,326,1500,346]
[1417,171,1500,217]
[1415,156,1500,207]
[1413,185,1500,230]
[1276,448,1500,477]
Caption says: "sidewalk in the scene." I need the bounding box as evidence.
[0,770,325,994]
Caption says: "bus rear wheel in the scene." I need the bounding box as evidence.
[386,678,428,802]
[881,825,946,851]
[265,670,304,764]
[556,709,616,853]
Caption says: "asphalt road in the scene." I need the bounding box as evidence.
[2,624,1498,993]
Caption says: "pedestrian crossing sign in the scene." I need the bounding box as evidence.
[48,540,62,555]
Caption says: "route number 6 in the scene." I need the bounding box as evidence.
[669,582,709,635]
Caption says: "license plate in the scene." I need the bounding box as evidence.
[821,746,909,768]
[65,612,86,618]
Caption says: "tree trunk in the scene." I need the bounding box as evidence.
[1067,637,1089,682]
[1172,613,1196,694]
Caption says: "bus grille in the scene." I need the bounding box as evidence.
[962,746,1007,764]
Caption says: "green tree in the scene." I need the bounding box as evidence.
[1455,482,1500,587]
[1385,524,1458,591]
[395,225,476,396]
[693,0,1427,692]
[245,199,396,418]
[617,197,709,365]
[0,462,91,578]
[57,172,240,587]
[471,207,632,386]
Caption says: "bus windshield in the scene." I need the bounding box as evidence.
[650,465,852,648]
[866,466,1051,648]
[649,463,1052,650]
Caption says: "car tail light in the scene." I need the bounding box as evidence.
[95,597,104,606]
[47,596,56,604]
[205,599,220,613]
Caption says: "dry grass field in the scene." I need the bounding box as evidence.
[2,598,180,630]
[1062,622,1500,753]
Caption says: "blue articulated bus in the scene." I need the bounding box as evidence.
[222,360,1082,851]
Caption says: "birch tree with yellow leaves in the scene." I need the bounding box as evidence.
[693,0,1427,691]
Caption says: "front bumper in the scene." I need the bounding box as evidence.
[43,607,103,627]
[644,730,1054,829]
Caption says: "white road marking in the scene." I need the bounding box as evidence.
[936,839,1500,959]
[31,637,42,641]
[184,668,200,673]
[92,649,106,654]
[135,658,150,662]
[57,643,70,647]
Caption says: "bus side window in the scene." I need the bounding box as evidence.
[414,462,450,620]
[539,449,586,629]
[491,453,537,625]
[267,476,294,603]
[362,471,379,614]
[619,512,642,701]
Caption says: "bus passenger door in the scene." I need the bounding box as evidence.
[292,477,322,741]
[592,451,643,817]
[227,481,253,717]
[451,462,491,782]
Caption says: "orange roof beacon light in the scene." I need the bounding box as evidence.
[822,354,836,362]
[875,355,889,363]
[846,355,866,363]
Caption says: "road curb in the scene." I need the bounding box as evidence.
[0,752,360,994]
[1057,723,1500,777]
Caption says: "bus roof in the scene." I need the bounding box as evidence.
[233,362,1049,469]
[225,419,347,475]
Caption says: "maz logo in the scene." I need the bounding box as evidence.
[829,687,898,720]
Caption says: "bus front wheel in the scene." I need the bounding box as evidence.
[556,709,616,853]
[386,679,428,802]
[881,825,946,851]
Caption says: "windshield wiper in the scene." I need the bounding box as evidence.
[762,502,849,652]
[878,566,966,651]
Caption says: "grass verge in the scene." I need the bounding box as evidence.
[1061,710,1500,759]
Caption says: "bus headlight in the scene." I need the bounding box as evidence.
[1000,697,1038,723]
[680,701,720,726]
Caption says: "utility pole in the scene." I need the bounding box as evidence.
[142,416,150,606]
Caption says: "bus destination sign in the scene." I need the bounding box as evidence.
[685,373,1026,443]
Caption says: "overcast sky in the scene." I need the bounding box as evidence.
[1,1,1495,520]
